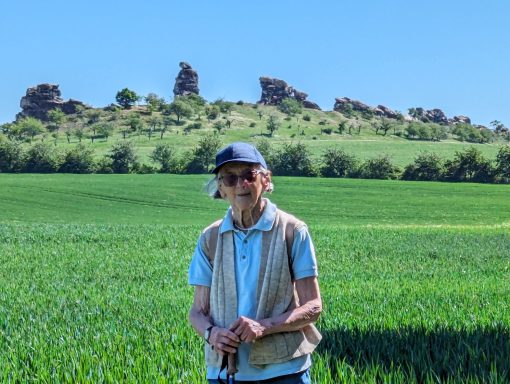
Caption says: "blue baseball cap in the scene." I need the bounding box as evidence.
[212,142,267,173]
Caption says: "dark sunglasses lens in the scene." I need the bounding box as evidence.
[222,171,257,186]
[224,174,238,186]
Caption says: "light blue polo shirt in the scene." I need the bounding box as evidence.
[188,199,318,381]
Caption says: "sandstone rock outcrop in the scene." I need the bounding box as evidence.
[373,105,399,119]
[334,97,402,120]
[258,77,321,110]
[450,115,471,125]
[173,61,199,97]
[16,83,87,121]
[409,107,449,124]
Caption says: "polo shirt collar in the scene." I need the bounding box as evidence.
[220,198,277,233]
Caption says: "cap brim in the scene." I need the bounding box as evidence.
[212,159,260,173]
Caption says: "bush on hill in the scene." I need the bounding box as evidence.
[321,148,358,178]
[25,142,62,173]
[271,142,318,177]
[359,154,400,180]
[59,144,96,174]
[107,141,139,174]
[444,147,493,183]
[402,152,445,181]
[0,139,26,173]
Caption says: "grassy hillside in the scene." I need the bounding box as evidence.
[1,174,509,226]
[3,101,507,167]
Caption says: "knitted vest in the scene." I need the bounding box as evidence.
[200,209,322,367]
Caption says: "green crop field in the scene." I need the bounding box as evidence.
[0,174,509,383]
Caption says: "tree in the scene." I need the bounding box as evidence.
[85,109,101,125]
[96,123,114,141]
[144,93,165,114]
[206,105,220,122]
[494,145,510,183]
[444,147,493,183]
[168,99,193,123]
[75,127,85,143]
[125,113,143,134]
[402,152,444,181]
[266,115,280,137]
[278,98,302,116]
[147,116,160,140]
[337,120,347,134]
[107,141,139,173]
[184,134,222,173]
[321,148,358,178]
[490,120,505,133]
[150,143,175,173]
[59,144,96,173]
[47,109,66,132]
[212,99,234,115]
[115,88,139,109]
[16,117,46,142]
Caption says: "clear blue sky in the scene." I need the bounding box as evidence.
[1,0,509,127]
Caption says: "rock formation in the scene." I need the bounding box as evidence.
[173,61,199,97]
[373,105,399,119]
[16,83,87,121]
[408,107,449,124]
[424,108,448,124]
[258,77,321,110]
[450,115,471,125]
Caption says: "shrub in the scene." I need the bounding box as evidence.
[360,155,400,180]
[59,144,96,173]
[277,98,302,116]
[321,148,358,178]
[24,142,62,173]
[271,143,319,177]
[0,139,26,172]
[149,143,175,173]
[256,138,272,166]
[494,145,510,183]
[322,128,333,135]
[303,115,311,122]
[249,122,256,128]
[107,141,139,173]
[444,147,493,183]
[236,100,244,105]
[402,152,444,181]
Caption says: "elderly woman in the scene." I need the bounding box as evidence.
[188,142,322,383]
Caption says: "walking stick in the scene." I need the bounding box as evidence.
[226,352,237,383]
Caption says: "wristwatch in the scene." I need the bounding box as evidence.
[204,325,214,344]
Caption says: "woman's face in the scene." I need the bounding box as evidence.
[217,162,269,212]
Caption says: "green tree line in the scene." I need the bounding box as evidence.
[1,136,508,184]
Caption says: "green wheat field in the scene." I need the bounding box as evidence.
[0,174,509,383]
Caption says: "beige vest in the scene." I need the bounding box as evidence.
[200,209,321,367]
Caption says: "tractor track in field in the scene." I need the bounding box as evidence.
[7,185,206,210]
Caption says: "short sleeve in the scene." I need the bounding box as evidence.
[188,234,213,287]
[290,225,318,280]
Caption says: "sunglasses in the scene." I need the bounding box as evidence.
[219,169,263,187]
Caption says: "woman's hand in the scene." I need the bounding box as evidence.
[209,326,241,356]
[229,316,267,343]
